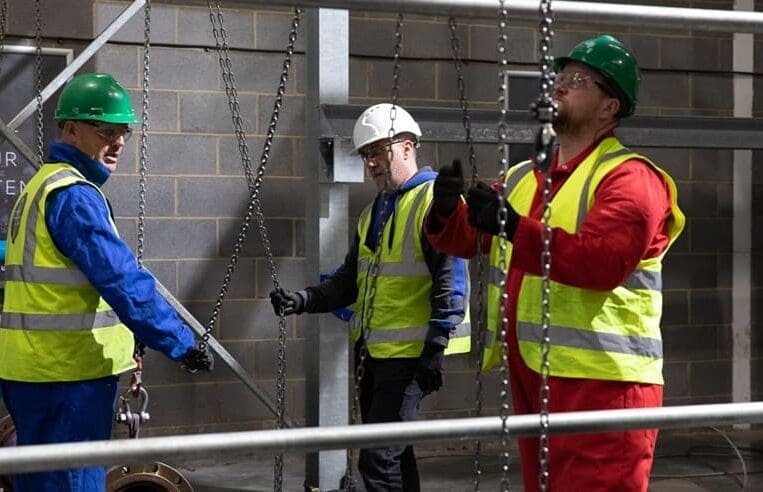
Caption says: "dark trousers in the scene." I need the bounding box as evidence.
[0,376,119,492]
[357,351,424,492]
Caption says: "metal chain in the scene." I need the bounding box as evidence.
[447,16,486,491]
[533,2,556,491]
[495,1,512,490]
[34,0,44,166]
[0,0,8,73]
[345,13,404,491]
[205,5,301,491]
[136,0,151,268]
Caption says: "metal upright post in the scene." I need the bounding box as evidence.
[305,8,352,490]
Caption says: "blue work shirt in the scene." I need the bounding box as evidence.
[44,142,195,360]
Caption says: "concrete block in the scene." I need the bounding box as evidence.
[253,338,305,380]
[144,383,220,428]
[178,258,256,300]
[151,48,220,91]
[690,148,733,181]
[227,52,298,93]
[349,18,398,58]
[690,288,731,325]
[437,61,501,105]
[676,182,719,218]
[256,94,304,136]
[102,175,176,218]
[294,218,305,257]
[663,253,717,290]
[146,134,218,175]
[127,89,179,133]
[662,362,690,399]
[402,20,469,60]
[691,218,731,252]
[469,24,535,64]
[216,379,281,422]
[368,60,437,101]
[177,176,303,218]
[255,257,307,298]
[218,218,294,258]
[219,135,295,177]
[662,290,689,327]
[691,73,733,112]
[689,359,731,398]
[94,2,176,44]
[94,44,139,88]
[639,72,690,110]
[661,36,720,72]
[178,6,254,49]
[180,92,256,134]
[663,324,726,362]
[254,11,306,52]
[349,58,368,98]
[10,0,92,38]
[217,299,295,341]
[143,218,217,259]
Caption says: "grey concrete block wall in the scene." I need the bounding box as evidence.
[1,0,758,436]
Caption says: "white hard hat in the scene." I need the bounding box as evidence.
[351,103,422,153]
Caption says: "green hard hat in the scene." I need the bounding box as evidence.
[554,34,640,117]
[55,73,139,124]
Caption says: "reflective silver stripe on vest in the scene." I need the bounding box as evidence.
[488,265,504,288]
[1,310,121,331]
[576,148,635,228]
[377,261,429,277]
[367,322,472,344]
[517,321,662,358]
[4,264,89,285]
[505,161,534,192]
[623,269,661,291]
[22,168,85,269]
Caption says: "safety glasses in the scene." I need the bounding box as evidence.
[82,121,133,143]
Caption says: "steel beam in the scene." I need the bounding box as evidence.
[230,0,763,33]
[0,402,762,474]
[321,104,763,150]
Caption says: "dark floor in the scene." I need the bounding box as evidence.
[169,429,763,491]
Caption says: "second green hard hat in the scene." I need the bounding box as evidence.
[554,34,640,117]
[54,73,139,124]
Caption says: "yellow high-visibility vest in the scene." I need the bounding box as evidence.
[0,163,135,382]
[483,137,685,384]
[351,180,471,358]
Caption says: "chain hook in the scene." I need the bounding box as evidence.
[115,386,150,439]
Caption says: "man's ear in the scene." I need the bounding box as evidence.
[601,97,621,121]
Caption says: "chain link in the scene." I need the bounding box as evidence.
[534,1,556,491]
[447,16,487,491]
[0,0,8,74]
[495,1,513,490]
[204,5,301,491]
[345,13,404,491]
[136,0,151,268]
[34,0,44,166]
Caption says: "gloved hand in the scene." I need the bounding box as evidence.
[414,343,445,394]
[269,288,305,316]
[432,159,465,217]
[182,345,214,374]
[466,181,520,240]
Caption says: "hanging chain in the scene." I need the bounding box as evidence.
[205,5,300,491]
[33,0,44,166]
[533,1,556,491]
[447,16,486,491]
[0,0,8,73]
[345,13,404,492]
[136,0,151,268]
[495,1,512,490]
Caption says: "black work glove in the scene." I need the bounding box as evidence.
[269,288,306,316]
[466,181,520,240]
[414,343,445,394]
[181,345,214,374]
[432,159,465,217]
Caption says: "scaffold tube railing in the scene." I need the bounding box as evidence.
[0,402,762,474]
[240,0,763,34]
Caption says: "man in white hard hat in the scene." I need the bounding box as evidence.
[270,103,471,491]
